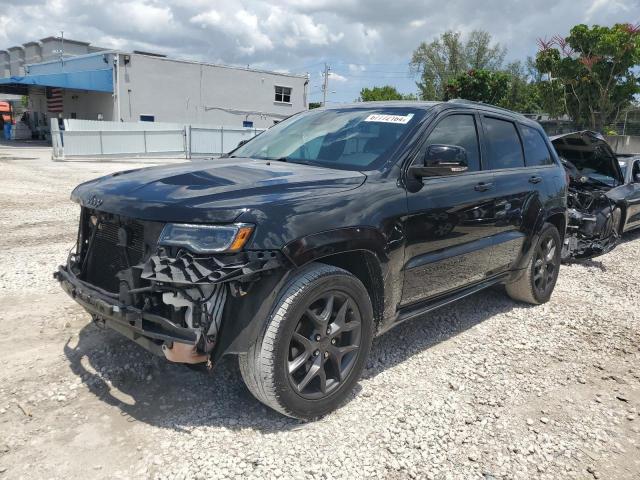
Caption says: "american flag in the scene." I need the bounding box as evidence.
[46,87,64,113]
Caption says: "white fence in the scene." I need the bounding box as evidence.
[51,119,264,160]
[189,126,263,157]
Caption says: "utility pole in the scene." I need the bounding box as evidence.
[53,31,65,65]
[322,63,330,106]
[59,31,64,63]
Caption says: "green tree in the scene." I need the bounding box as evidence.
[358,85,417,101]
[535,23,640,131]
[411,30,506,100]
[502,61,541,112]
[466,30,507,70]
[444,69,511,105]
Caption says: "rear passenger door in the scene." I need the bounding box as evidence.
[480,116,553,273]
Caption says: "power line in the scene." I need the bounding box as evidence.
[288,60,327,72]
[289,60,413,76]
[332,61,411,67]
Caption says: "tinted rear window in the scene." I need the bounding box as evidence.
[521,125,553,166]
[484,117,524,169]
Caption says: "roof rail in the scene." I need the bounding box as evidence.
[447,98,527,118]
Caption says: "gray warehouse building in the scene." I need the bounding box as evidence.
[0,37,309,137]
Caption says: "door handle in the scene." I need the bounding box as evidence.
[474,182,494,192]
[528,175,543,184]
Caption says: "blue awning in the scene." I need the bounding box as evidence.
[0,68,113,93]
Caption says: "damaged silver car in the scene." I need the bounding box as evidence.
[551,131,639,260]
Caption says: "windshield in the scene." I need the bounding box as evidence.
[231,107,425,170]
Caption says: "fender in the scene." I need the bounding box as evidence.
[213,268,292,360]
[214,227,395,359]
[282,226,390,267]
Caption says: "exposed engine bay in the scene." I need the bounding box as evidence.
[551,131,624,260]
[58,207,286,363]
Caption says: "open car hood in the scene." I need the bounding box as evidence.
[550,131,624,187]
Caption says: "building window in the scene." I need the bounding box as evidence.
[275,86,292,103]
[243,120,254,128]
[140,114,155,122]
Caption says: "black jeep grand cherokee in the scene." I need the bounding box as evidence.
[56,100,567,419]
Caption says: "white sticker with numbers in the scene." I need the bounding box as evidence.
[363,113,414,124]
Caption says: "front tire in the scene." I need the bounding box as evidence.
[506,222,561,305]
[239,263,374,420]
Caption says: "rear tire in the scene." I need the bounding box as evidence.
[239,263,374,420]
[506,222,561,305]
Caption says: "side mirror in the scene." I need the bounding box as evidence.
[410,144,469,178]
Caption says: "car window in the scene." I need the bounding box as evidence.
[232,107,424,170]
[633,160,640,182]
[483,117,525,169]
[421,114,481,172]
[521,125,553,166]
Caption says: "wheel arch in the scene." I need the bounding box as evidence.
[215,228,389,360]
[510,206,566,273]
[545,211,567,240]
[313,250,385,331]
[282,227,389,332]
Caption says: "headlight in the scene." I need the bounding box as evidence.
[158,223,254,254]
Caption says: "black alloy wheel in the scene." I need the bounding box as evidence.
[506,222,562,305]
[287,292,362,399]
[532,232,558,297]
[238,263,374,420]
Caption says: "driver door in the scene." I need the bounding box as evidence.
[401,112,500,306]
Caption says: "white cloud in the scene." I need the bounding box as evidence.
[125,2,174,33]
[191,10,222,26]
[330,72,348,82]
[586,0,631,20]
[1,0,638,101]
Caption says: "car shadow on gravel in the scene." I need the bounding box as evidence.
[63,286,528,432]
[362,286,518,380]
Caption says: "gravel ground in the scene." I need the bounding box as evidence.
[1,144,639,480]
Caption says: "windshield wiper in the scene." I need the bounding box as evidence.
[263,156,313,166]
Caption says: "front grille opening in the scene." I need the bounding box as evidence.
[80,209,162,293]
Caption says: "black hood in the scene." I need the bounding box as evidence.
[550,131,624,187]
[71,158,366,223]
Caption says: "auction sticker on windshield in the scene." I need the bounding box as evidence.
[364,113,414,124]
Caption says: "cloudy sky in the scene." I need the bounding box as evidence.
[0,0,638,103]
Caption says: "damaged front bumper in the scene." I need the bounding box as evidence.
[55,244,288,365]
[54,265,200,359]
